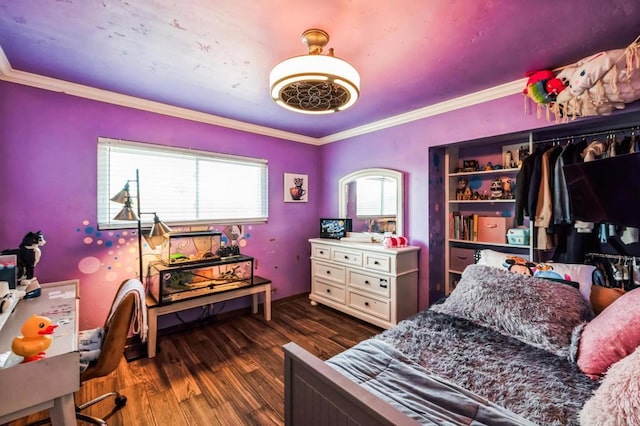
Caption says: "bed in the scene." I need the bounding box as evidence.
[284,258,640,425]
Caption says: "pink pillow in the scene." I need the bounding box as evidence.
[577,287,640,379]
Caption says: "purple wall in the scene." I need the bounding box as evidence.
[318,94,560,310]
[0,81,319,330]
[3,79,633,329]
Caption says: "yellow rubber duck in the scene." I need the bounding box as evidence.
[11,314,58,362]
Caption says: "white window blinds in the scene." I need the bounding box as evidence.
[97,138,268,228]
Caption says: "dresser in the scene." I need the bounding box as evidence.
[309,238,420,329]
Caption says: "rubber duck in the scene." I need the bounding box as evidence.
[11,314,58,362]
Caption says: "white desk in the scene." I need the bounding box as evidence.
[0,280,79,425]
[146,276,271,358]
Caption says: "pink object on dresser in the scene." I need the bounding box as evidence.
[577,287,640,379]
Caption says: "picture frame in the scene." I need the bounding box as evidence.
[320,218,353,239]
[284,173,308,203]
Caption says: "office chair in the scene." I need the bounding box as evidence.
[31,279,141,426]
[75,279,138,425]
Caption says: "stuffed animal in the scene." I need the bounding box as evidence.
[550,42,640,119]
[1,231,46,283]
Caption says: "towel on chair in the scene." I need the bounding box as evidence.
[108,278,148,343]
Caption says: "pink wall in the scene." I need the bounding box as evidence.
[0,81,319,330]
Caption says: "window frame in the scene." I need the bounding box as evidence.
[97,137,269,230]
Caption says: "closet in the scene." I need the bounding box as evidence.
[430,111,640,297]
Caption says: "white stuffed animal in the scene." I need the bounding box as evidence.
[552,44,640,119]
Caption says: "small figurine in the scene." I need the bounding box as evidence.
[11,314,57,362]
[490,178,504,199]
[501,177,513,199]
[456,178,469,200]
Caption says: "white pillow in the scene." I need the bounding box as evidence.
[476,249,594,302]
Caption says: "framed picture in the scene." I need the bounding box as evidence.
[320,218,353,239]
[284,173,308,202]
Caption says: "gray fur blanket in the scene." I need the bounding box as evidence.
[372,265,599,425]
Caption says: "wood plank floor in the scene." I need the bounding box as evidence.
[8,294,381,426]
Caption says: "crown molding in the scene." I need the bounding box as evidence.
[0,45,525,145]
[0,47,319,145]
[318,78,527,144]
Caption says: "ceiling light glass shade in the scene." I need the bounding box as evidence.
[270,29,360,114]
[270,55,360,114]
[113,200,139,221]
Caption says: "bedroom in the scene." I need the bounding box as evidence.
[1,0,640,424]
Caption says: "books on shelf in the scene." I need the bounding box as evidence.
[450,212,478,241]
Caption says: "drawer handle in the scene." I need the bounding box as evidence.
[319,250,324,254]
[364,302,369,307]
[374,261,380,265]
[456,255,468,260]
[344,255,349,260]
[484,224,498,229]
[379,280,388,288]
[364,280,370,285]
[326,270,331,274]
[326,288,331,293]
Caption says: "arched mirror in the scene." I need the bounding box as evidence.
[338,168,404,237]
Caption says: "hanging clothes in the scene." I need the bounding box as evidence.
[535,146,561,250]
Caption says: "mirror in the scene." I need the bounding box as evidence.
[338,168,404,237]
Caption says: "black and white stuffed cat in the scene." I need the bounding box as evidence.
[1,231,46,282]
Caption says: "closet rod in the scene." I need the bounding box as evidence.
[585,252,640,262]
[533,125,640,146]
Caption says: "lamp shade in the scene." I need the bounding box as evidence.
[270,29,360,114]
[149,214,172,238]
[113,200,139,221]
[110,183,131,204]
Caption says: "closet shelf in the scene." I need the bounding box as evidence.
[449,239,529,249]
[448,167,520,177]
[448,199,515,204]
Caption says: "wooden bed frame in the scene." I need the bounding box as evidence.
[283,342,418,426]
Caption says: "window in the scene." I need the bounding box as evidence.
[97,138,268,229]
[356,177,397,217]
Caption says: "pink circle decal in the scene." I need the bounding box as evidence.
[78,256,101,274]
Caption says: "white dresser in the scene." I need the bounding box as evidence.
[309,238,420,329]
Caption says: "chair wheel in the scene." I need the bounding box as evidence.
[115,395,127,408]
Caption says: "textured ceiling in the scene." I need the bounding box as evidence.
[0,0,639,138]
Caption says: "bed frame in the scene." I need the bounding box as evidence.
[283,342,418,426]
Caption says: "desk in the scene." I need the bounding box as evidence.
[146,276,271,358]
[0,280,79,426]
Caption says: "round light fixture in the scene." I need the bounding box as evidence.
[269,29,360,114]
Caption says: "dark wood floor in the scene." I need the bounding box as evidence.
[9,294,381,426]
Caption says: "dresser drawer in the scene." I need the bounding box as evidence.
[331,248,363,267]
[348,291,390,320]
[313,279,346,304]
[348,270,391,298]
[312,244,331,260]
[312,261,346,285]
[364,253,392,273]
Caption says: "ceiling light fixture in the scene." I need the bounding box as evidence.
[269,29,360,114]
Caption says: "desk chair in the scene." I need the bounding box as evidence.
[31,279,139,426]
[75,280,137,425]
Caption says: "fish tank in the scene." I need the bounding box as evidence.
[160,231,222,266]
